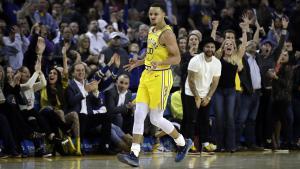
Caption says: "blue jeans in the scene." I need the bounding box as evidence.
[215,88,236,150]
[236,91,260,146]
[96,123,125,145]
[112,114,123,129]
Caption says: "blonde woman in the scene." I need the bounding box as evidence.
[77,34,99,72]
[213,16,249,152]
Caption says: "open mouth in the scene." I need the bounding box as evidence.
[226,48,232,52]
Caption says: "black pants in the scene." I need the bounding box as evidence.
[0,113,17,154]
[0,103,33,141]
[256,88,272,146]
[21,109,51,135]
[79,113,111,146]
[40,108,70,134]
[270,100,293,144]
[181,95,210,147]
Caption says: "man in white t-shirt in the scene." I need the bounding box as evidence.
[183,37,221,152]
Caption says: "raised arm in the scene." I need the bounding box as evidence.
[62,43,69,79]
[33,71,47,92]
[253,20,261,44]
[211,20,219,40]
[237,15,250,58]
[273,17,289,63]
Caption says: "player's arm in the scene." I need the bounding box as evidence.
[158,30,181,65]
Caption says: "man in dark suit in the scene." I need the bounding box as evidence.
[65,62,112,153]
[105,74,134,134]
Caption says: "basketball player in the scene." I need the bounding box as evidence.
[117,2,193,167]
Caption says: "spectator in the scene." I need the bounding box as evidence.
[39,45,81,155]
[33,0,58,35]
[236,39,262,150]
[15,62,52,157]
[69,22,80,42]
[105,74,134,131]
[65,62,112,154]
[53,26,77,66]
[86,20,108,55]
[270,49,294,149]
[127,43,143,93]
[180,32,201,142]
[293,56,300,148]
[213,16,248,152]
[0,114,19,158]
[3,25,29,71]
[256,18,288,148]
[101,31,129,74]
[184,37,221,152]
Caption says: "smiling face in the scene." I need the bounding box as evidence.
[203,43,216,57]
[74,63,86,82]
[148,7,165,26]
[48,69,59,85]
[20,67,31,83]
[117,75,130,93]
[178,38,187,53]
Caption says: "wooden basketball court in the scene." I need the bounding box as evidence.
[1,151,300,169]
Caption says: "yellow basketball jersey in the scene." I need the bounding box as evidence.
[145,25,173,69]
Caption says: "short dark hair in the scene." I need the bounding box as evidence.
[223,29,236,38]
[150,2,167,13]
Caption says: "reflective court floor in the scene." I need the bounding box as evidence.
[1,151,300,169]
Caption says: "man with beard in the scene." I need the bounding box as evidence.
[183,37,221,152]
[85,20,107,55]
[117,3,192,167]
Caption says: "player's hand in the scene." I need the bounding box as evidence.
[195,96,201,109]
[151,61,161,70]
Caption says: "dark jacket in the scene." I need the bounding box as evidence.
[293,64,300,99]
[105,85,132,115]
[239,53,262,95]
[272,64,294,102]
[65,79,101,114]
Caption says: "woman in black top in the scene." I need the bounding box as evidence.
[214,23,247,152]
